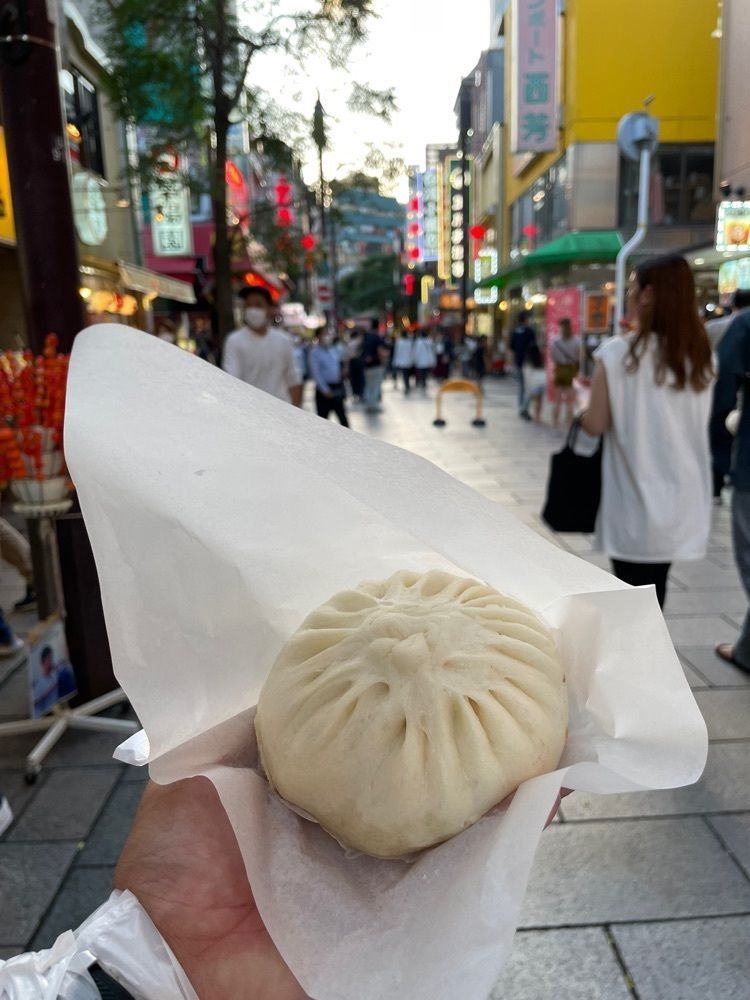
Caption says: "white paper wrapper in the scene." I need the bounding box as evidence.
[65,326,707,1000]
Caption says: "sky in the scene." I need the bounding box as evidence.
[254,0,492,200]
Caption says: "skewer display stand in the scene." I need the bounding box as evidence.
[0,342,137,781]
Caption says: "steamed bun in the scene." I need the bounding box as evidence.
[255,570,567,858]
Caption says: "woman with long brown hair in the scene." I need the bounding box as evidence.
[581,254,714,607]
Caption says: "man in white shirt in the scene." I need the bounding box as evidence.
[222,287,302,406]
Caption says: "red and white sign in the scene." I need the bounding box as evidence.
[317,279,333,305]
[545,286,582,400]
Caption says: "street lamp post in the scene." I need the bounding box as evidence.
[614,108,660,331]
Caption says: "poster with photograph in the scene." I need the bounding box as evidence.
[28,617,77,719]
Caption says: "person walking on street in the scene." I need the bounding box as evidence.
[392,332,415,394]
[309,332,349,427]
[712,295,750,674]
[580,254,714,609]
[0,516,35,611]
[222,287,302,406]
[346,330,365,401]
[709,290,750,504]
[413,328,436,393]
[361,319,388,413]
[551,318,581,429]
[524,342,547,423]
[510,311,537,419]
[470,335,489,390]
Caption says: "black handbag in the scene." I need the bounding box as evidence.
[541,419,602,533]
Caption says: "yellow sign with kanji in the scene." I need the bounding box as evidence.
[0,128,15,246]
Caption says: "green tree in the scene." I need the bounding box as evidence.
[337,253,399,317]
[98,0,378,341]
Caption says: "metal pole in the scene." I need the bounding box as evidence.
[0,0,85,351]
[614,146,652,333]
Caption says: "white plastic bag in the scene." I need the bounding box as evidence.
[0,891,196,1000]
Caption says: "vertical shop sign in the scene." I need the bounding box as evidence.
[474,249,499,305]
[421,169,439,262]
[405,172,423,264]
[444,157,470,286]
[151,180,192,256]
[512,0,559,155]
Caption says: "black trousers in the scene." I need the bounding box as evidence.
[315,389,349,427]
[611,559,671,609]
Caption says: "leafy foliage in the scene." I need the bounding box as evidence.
[337,253,399,316]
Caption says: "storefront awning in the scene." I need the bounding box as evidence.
[478,230,624,290]
[118,261,196,305]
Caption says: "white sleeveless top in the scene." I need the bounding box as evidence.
[595,334,713,562]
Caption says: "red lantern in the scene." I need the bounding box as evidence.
[277,207,293,227]
[403,273,416,296]
[409,247,420,260]
[275,176,292,206]
[469,224,486,241]
[408,222,419,237]
[301,234,316,251]
[409,196,420,213]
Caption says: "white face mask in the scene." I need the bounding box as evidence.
[245,307,268,331]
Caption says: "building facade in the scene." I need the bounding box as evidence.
[0,0,195,350]
[487,0,719,332]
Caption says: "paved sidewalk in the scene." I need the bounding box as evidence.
[0,375,748,999]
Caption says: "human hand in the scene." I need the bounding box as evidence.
[114,778,308,1000]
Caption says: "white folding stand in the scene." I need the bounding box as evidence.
[0,500,138,782]
[0,686,138,783]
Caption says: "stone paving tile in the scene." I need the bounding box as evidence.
[708,813,750,877]
[670,562,743,591]
[612,917,750,1000]
[560,744,750,820]
[490,928,631,1000]
[0,842,78,944]
[665,590,747,617]
[519,819,750,927]
[680,645,750,687]
[77,780,145,866]
[0,729,126,769]
[7,767,121,842]
[694,689,750,740]
[0,769,47,836]
[0,664,30,719]
[31,865,114,951]
[677,657,710,689]
[666,615,733,647]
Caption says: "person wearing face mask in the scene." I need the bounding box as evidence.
[309,329,349,426]
[222,287,302,406]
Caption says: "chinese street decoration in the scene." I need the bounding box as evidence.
[512,0,559,155]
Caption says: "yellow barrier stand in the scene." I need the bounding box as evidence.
[433,379,487,428]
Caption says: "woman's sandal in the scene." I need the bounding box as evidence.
[714,643,750,675]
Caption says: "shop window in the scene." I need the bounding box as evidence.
[510,153,569,255]
[64,69,105,178]
[619,145,714,227]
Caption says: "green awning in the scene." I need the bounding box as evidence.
[478,230,623,290]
